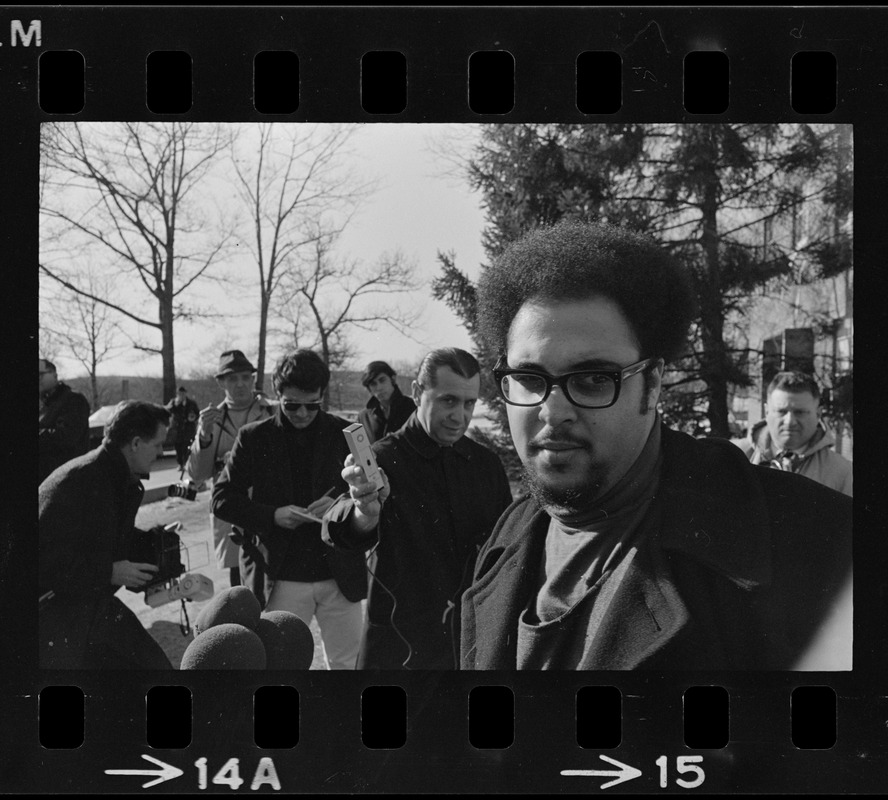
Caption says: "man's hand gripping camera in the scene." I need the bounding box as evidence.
[129,522,215,607]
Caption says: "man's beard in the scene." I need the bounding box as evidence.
[522,459,606,516]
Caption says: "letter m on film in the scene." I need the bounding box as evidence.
[10,20,42,47]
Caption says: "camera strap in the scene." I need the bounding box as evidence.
[211,399,258,471]
[178,599,192,637]
[210,407,227,467]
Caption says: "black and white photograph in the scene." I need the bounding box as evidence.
[7,5,887,795]
[37,121,853,673]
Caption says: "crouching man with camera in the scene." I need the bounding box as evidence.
[39,400,173,669]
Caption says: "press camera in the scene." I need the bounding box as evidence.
[128,522,214,607]
[168,481,198,501]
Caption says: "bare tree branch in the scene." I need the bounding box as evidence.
[40,122,232,400]
[274,228,422,374]
[229,122,376,389]
[40,262,157,327]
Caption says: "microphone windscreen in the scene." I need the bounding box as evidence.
[256,611,315,670]
[180,623,267,670]
[194,586,261,635]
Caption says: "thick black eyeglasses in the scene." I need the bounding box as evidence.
[282,401,322,412]
[493,357,654,409]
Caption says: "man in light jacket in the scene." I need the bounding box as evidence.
[186,350,274,596]
[735,371,852,496]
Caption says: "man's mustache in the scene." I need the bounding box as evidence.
[527,435,589,451]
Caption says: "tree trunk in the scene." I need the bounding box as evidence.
[90,369,100,412]
[160,296,177,404]
[698,130,731,439]
[319,329,330,411]
[699,311,731,438]
[257,293,269,393]
[88,337,99,411]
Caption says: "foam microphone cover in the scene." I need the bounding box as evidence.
[180,623,267,670]
[256,610,315,670]
[194,585,261,635]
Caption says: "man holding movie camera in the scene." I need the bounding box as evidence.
[39,400,173,669]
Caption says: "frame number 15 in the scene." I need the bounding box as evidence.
[655,755,705,789]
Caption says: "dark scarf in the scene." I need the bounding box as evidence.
[550,419,662,528]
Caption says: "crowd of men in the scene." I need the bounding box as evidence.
[38,220,853,672]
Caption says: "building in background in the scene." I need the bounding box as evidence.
[728,127,852,459]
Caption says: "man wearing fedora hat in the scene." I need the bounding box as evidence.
[186,350,274,597]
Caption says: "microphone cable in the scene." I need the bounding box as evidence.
[355,543,415,669]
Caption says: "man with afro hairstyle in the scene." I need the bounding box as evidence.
[460,220,852,671]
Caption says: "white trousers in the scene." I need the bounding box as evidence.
[265,578,363,670]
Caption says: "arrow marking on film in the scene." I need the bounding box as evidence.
[561,754,643,789]
[105,754,184,788]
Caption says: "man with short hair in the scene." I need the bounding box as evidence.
[460,220,851,671]
[357,360,416,444]
[39,400,173,669]
[736,371,852,496]
[166,385,200,476]
[186,350,274,594]
[324,347,513,670]
[212,349,367,669]
[39,358,91,483]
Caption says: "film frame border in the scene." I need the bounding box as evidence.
[5,4,887,794]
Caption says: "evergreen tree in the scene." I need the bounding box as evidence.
[434,123,847,438]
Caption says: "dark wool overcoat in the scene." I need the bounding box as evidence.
[357,386,417,444]
[212,408,368,603]
[461,425,852,671]
[39,382,91,483]
[324,414,513,669]
[38,444,172,669]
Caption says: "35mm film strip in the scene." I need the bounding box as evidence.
[5,5,887,795]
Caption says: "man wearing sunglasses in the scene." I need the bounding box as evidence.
[212,349,367,669]
[460,220,852,671]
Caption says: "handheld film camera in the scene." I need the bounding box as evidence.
[128,522,214,608]
[168,481,199,501]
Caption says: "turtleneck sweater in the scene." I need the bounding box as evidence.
[516,419,662,669]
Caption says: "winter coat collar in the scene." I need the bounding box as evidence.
[400,412,474,461]
[96,443,144,493]
[463,425,773,669]
[364,384,407,412]
[216,394,274,413]
[750,418,836,460]
[40,381,71,404]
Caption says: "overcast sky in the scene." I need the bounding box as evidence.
[41,123,489,380]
